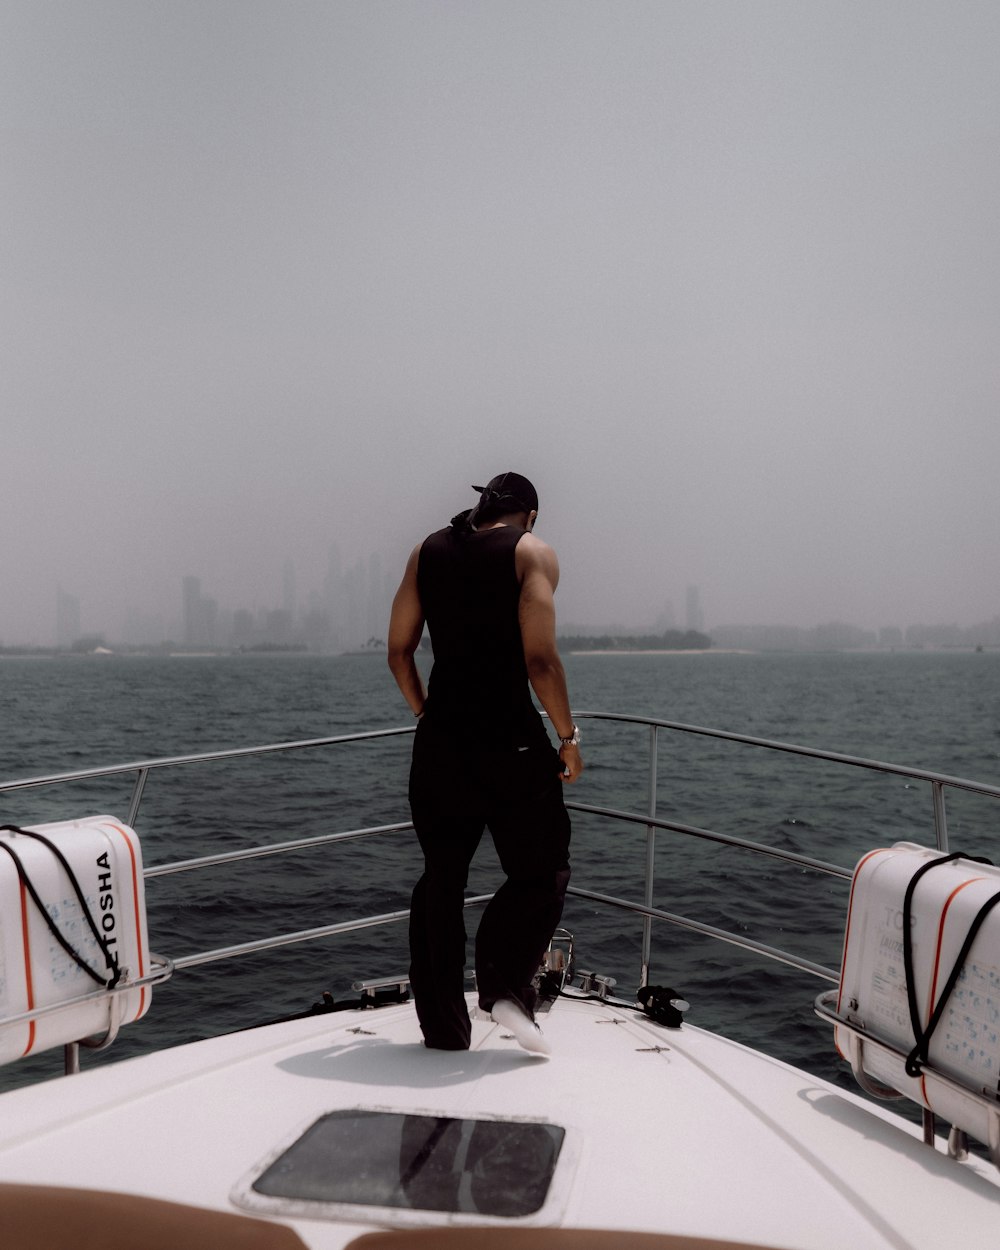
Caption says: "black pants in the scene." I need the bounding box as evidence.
[407,719,571,1050]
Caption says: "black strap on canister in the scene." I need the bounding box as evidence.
[0,825,122,989]
[902,851,998,1078]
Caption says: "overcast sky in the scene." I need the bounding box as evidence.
[4,1,999,644]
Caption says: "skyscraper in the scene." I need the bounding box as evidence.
[685,585,704,633]
[182,576,217,648]
[56,586,81,649]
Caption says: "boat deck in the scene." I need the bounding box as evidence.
[3,991,1000,1249]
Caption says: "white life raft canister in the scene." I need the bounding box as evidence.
[0,816,151,1063]
[837,841,1000,1147]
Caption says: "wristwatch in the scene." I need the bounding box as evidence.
[559,725,581,748]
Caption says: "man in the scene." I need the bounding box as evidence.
[387,471,582,1055]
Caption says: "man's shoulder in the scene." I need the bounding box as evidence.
[517,531,557,560]
[515,532,559,585]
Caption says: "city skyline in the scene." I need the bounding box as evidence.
[22,557,1000,656]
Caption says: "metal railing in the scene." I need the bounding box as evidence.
[4,712,1000,1056]
[570,711,1000,988]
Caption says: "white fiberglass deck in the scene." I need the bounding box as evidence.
[3,992,1000,1250]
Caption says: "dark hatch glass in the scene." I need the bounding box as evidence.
[252,1109,565,1218]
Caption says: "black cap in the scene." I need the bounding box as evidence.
[470,472,539,515]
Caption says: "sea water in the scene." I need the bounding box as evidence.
[1,649,999,1094]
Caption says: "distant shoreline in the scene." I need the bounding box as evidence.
[569,648,751,656]
[3,644,996,661]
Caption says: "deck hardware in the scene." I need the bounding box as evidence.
[948,1127,969,1160]
[347,1026,375,1036]
[351,976,411,1008]
[535,929,574,1004]
[637,984,688,1028]
[574,970,618,998]
[637,1045,671,1053]
[352,975,410,997]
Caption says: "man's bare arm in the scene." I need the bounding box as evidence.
[517,536,583,783]
[387,543,428,717]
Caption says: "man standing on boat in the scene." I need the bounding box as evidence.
[388,471,582,1055]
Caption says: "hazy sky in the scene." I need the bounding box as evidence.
[4,1,999,644]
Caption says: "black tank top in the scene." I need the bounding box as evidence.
[417,524,547,748]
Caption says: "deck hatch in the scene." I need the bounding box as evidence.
[240,1108,565,1221]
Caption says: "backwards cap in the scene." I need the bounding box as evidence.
[470,471,539,516]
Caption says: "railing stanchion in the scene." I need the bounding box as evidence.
[640,724,658,988]
[127,767,149,829]
[63,1042,80,1075]
[932,780,949,851]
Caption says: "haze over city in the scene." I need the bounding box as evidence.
[5,3,999,650]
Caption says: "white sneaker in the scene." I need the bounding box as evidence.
[490,998,552,1056]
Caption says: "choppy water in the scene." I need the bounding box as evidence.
[2,649,1000,1094]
